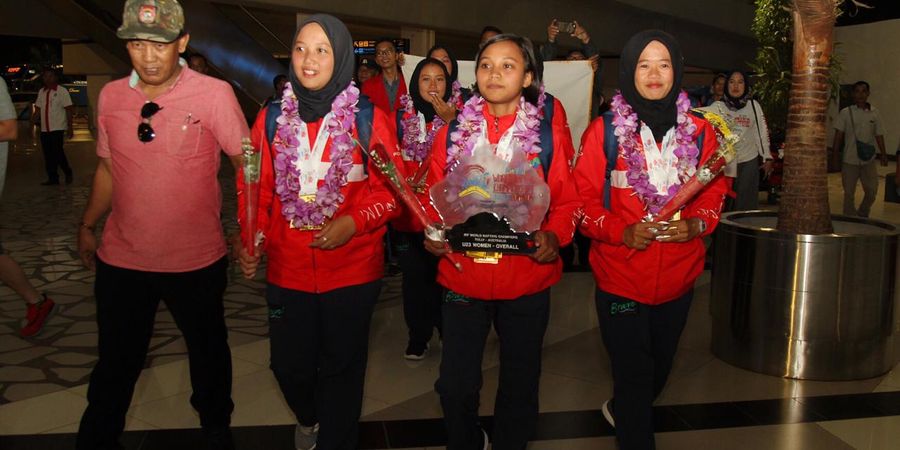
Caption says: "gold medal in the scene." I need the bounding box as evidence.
[289,194,325,230]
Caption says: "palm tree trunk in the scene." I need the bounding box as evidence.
[776,0,836,234]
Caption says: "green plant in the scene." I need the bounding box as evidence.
[750,0,844,134]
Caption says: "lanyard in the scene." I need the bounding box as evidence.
[296,112,334,195]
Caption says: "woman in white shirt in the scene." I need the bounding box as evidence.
[707,71,772,210]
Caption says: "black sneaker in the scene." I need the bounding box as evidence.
[204,427,235,450]
[40,180,59,186]
[404,341,429,360]
[601,398,616,428]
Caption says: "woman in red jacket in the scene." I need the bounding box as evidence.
[425,34,582,450]
[426,45,473,120]
[392,57,453,360]
[572,30,727,450]
[234,14,398,450]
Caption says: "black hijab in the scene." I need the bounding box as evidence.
[290,14,355,123]
[618,30,684,141]
[723,70,752,111]
[427,45,459,84]
[409,58,452,123]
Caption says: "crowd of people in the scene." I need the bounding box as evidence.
[0,0,891,450]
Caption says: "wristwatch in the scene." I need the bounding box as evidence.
[696,218,708,234]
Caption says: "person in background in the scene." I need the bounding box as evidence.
[33,68,74,186]
[573,30,728,450]
[75,1,249,448]
[188,53,210,74]
[479,25,503,46]
[0,75,58,337]
[426,44,472,118]
[703,73,726,106]
[390,57,452,360]
[833,80,888,217]
[355,58,378,85]
[361,38,407,112]
[262,74,288,108]
[540,19,598,63]
[703,70,771,211]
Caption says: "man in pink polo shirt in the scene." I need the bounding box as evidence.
[75,1,249,449]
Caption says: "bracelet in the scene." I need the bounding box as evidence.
[79,221,96,232]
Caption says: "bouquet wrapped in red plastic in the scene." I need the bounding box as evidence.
[241,137,263,256]
[365,142,464,272]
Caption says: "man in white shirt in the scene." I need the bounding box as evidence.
[832,81,888,217]
[33,69,74,185]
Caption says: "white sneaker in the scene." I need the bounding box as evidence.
[481,427,489,450]
[295,423,319,450]
[602,398,616,428]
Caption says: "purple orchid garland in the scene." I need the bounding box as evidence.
[400,94,445,162]
[450,80,462,107]
[610,90,698,215]
[272,82,360,228]
[447,85,546,170]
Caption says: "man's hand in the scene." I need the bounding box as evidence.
[531,231,560,263]
[547,20,560,43]
[309,215,356,250]
[66,128,74,140]
[78,226,97,271]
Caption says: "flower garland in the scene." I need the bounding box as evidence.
[399,94,445,162]
[273,82,359,228]
[447,86,546,169]
[610,90,698,215]
[450,80,463,107]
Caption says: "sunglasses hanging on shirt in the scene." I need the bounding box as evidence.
[138,102,162,143]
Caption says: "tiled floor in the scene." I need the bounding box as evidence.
[0,122,898,448]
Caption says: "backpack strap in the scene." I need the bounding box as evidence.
[355,95,374,168]
[264,100,281,145]
[536,95,555,179]
[600,111,618,210]
[396,107,406,143]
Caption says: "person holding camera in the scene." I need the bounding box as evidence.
[540,19,598,63]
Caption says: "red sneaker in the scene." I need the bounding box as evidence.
[20,296,57,337]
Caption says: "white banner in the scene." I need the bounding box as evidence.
[403,55,594,148]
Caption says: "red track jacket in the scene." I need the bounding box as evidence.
[237,106,399,293]
[573,114,727,304]
[427,98,582,300]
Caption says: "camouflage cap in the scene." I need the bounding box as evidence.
[116,0,185,43]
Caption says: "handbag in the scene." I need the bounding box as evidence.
[849,108,877,161]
